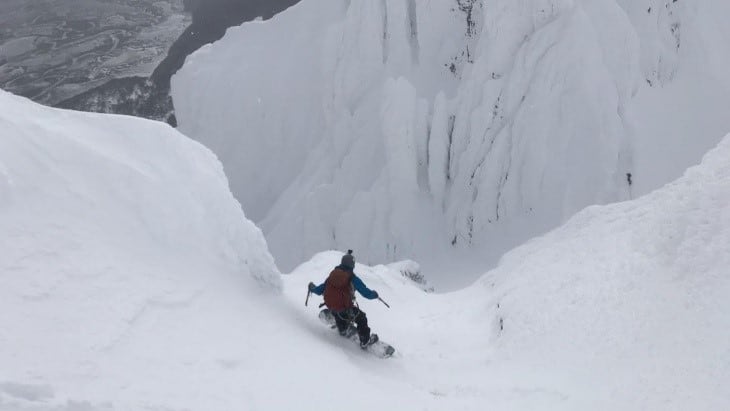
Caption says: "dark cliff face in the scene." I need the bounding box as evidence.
[57,0,301,125]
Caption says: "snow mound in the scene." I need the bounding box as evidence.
[0,90,281,409]
[473,134,730,409]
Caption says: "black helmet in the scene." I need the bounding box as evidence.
[341,249,355,269]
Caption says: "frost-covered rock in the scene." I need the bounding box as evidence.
[172,0,730,286]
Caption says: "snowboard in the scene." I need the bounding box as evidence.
[318,308,395,358]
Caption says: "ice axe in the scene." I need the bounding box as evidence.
[305,282,316,306]
[378,296,391,308]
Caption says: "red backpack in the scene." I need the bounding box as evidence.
[323,268,354,311]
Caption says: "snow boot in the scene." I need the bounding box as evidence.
[340,325,357,338]
[360,333,379,349]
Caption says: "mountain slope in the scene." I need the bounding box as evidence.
[290,133,730,410]
[1,90,728,410]
[0,90,282,409]
[475,133,730,410]
[172,0,730,287]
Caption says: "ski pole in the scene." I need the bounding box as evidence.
[305,289,311,307]
[378,297,391,308]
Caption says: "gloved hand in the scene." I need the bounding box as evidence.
[372,291,379,299]
[308,282,316,292]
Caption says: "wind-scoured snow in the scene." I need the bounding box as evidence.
[2,90,729,410]
[172,0,730,288]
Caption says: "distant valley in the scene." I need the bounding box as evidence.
[0,0,189,105]
[0,0,300,124]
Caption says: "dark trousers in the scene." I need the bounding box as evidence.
[333,307,370,344]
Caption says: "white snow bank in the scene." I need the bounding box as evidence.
[0,90,283,409]
[469,133,730,410]
[289,134,730,408]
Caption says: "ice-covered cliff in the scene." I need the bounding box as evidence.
[172,0,730,286]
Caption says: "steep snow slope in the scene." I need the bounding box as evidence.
[173,0,730,287]
[291,133,730,410]
[476,133,730,410]
[1,90,728,409]
[0,90,287,409]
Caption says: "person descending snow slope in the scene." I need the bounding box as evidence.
[308,250,394,357]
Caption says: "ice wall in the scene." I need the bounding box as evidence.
[172,0,730,283]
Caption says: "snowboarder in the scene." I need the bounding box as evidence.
[308,250,380,348]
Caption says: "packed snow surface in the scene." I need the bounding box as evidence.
[2,91,729,409]
[173,0,730,288]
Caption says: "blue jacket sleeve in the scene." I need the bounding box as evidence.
[311,281,326,296]
[352,274,378,300]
